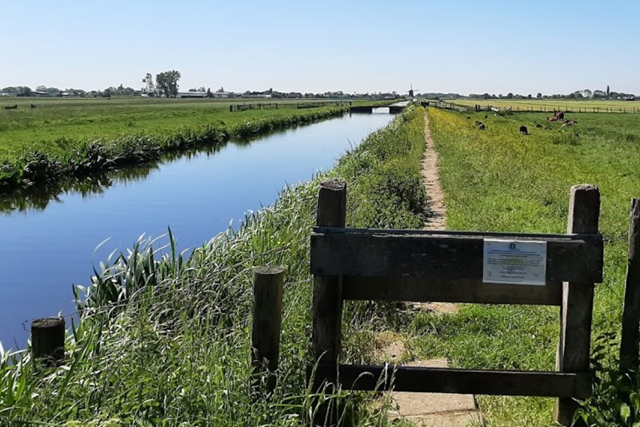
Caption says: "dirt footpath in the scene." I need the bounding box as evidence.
[380,112,483,426]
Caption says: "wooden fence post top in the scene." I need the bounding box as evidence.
[317,180,347,228]
[31,317,64,329]
[253,266,286,276]
[320,180,346,192]
[568,184,600,233]
[31,316,65,367]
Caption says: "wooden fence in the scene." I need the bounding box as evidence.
[229,101,351,112]
[28,183,640,424]
[421,100,468,112]
[469,104,640,114]
[309,180,603,426]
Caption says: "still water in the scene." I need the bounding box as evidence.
[0,112,394,349]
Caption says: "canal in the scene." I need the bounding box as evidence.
[0,111,395,349]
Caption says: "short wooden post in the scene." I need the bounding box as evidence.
[31,317,65,367]
[312,180,347,366]
[621,199,640,371]
[555,184,600,426]
[252,265,285,394]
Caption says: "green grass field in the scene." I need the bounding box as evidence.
[449,98,640,113]
[420,108,640,425]
[1,97,398,193]
[0,97,366,158]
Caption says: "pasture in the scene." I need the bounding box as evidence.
[450,98,640,113]
[422,108,640,425]
[0,97,364,159]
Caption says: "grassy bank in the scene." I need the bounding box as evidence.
[420,108,640,425]
[0,105,346,194]
[0,107,426,425]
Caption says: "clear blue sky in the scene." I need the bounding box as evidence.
[2,1,638,95]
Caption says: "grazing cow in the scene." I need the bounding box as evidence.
[30,104,36,109]
[547,116,559,122]
[484,115,488,119]
[536,124,543,128]
[520,126,529,135]
[475,120,486,130]
[561,119,578,128]
[4,104,17,110]
[554,111,565,120]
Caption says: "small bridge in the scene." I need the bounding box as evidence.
[350,101,409,114]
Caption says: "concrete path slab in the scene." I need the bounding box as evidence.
[386,359,484,426]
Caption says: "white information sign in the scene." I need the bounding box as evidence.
[482,239,547,286]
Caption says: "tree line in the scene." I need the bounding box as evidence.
[467,86,635,101]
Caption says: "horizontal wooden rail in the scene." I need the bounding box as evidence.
[311,228,603,283]
[309,364,591,398]
[342,277,563,305]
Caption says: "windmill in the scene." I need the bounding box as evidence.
[407,84,419,98]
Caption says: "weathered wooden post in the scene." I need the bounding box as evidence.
[311,180,347,425]
[621,199,640,371]
[251,265,285,394]
[555,184,600,426]
[312,180,347,366]
[31,317,65,367]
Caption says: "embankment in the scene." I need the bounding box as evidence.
[0,107,345,195]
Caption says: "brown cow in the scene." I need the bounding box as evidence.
[554,111,565,120]
[475,120,486,130]
[547,116,558,122]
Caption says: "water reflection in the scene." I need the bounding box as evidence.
[0,119,326,213]
[0,138,270,213]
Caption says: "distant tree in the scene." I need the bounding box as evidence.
[156,70,181,98]
[583,89,592,98]
[536,93,542,99]
[17,86,32,96]
[593,90,606,99]
[606,85,610,99]
[217,87,225,92]
[527,94,532,99]
[142,73,156,95]
[506,92,514,99]
[207,87,213,97]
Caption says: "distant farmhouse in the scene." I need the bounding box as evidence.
[177,91,208,98]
